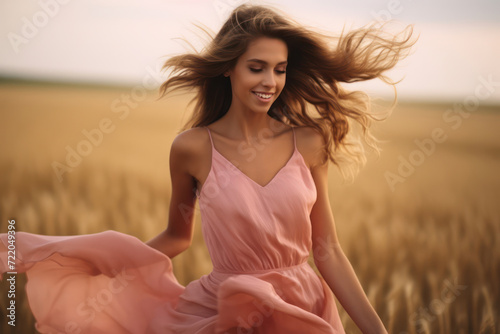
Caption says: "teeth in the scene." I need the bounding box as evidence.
[254,92,272,99]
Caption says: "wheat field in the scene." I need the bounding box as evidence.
[0,82,498,333]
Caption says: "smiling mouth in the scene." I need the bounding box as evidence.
[252,91,274,100]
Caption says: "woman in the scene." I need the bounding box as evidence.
[0,4,415,334]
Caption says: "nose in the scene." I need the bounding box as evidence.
[261,70,277,88]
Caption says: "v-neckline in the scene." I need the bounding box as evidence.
[212,144,297,189]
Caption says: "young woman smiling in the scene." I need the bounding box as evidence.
[0,4,416,333]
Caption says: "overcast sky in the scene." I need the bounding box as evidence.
[0,0,499,103]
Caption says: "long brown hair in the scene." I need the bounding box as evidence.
[157,4,417,183]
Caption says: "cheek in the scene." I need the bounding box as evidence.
[234,73,256,93]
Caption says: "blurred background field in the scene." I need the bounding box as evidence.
[0,81,498,333]
[1,0,499,332]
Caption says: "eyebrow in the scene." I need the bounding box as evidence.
[246,59,288,65]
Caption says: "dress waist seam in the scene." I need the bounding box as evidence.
[212,260,309,275]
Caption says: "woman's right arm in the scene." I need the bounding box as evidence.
[146,131,198,259]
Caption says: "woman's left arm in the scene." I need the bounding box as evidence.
[307,132,387,334]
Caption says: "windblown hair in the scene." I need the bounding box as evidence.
[158,4,417,183]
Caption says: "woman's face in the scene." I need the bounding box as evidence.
[226,37,288,114]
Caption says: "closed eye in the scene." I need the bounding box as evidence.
[249,68,286,74]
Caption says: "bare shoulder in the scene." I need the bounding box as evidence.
[294,125,327,170]
[171,127,207,154]
[170,127,209,176]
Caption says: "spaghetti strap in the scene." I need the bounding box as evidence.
[196,126,215,199]
[204,126,214,148]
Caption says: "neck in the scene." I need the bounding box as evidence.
[221,103,286,145]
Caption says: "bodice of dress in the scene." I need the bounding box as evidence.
[196,126,317,274]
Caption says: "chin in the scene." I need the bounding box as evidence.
[254,105,273,113]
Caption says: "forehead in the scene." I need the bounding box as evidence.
[240,37,288,63]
